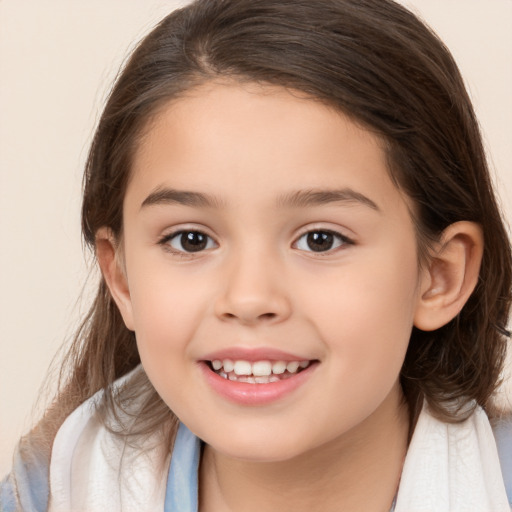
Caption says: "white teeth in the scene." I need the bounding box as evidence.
[272,361,287,374]
[233,360,252,375]
[238,376,256,384]
[223,359,234,373]
[286,361,300,373]
[252,361,272,376]
[211,358,312,379]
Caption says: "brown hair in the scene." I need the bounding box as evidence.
[38,0,512,451]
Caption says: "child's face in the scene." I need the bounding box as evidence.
[117,82,427,461]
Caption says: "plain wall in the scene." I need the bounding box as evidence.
[1,0,511,476]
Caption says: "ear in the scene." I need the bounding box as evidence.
[95,227,135,331]
[414,221,483,331]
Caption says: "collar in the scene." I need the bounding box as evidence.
[165,423,201,512]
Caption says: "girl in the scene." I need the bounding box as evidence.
[2,0,511,510]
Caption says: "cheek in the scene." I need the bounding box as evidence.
[298,247,420,375]
[126,262,211,362]
[127,274,211,409]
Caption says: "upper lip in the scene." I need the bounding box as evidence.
[201,347,313,362]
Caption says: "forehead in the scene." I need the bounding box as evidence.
[127,81,406,215]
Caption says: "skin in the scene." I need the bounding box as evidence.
[97,82,484,511]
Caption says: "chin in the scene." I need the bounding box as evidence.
[200,424,322,463]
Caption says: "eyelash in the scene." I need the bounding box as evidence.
[158,230,217,255]
[292,229,354,256]
[158,228,354,256]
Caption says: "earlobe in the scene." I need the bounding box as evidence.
[95,227,135,331]
[414,221,483,331]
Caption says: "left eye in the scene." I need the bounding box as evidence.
[165,230,217,253]
[294,230,349,253]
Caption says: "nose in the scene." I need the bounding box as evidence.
[214,249,292,326]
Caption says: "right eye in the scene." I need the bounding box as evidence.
[163,230,217,253]
[293,229,352,253]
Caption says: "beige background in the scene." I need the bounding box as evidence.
[1,0,511,476]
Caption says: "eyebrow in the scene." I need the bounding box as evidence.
[276,188,380,211]
[141,187,225,209]
[140,186,380,211]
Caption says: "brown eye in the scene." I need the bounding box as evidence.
[295,230,350,253]
[168,231,216,253]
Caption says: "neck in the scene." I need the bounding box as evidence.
[199,385,409,512]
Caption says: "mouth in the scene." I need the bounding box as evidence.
[206,358,313,384]
[199,349,319,405]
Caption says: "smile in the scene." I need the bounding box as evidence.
[200,354,318,405]
[208,359,311,384]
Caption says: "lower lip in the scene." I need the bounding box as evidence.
[199,362,317,406]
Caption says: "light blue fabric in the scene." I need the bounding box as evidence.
[164,423,201,512]
[0,438,49,512]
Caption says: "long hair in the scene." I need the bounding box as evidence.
[35,0,512,454]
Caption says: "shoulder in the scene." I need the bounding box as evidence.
[492,413,512,507]
[0,438,50,512]
[49,366,170,512]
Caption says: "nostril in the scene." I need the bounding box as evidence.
[215,295,292,324]
[259,312,277,320]
[219,311,279,324]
